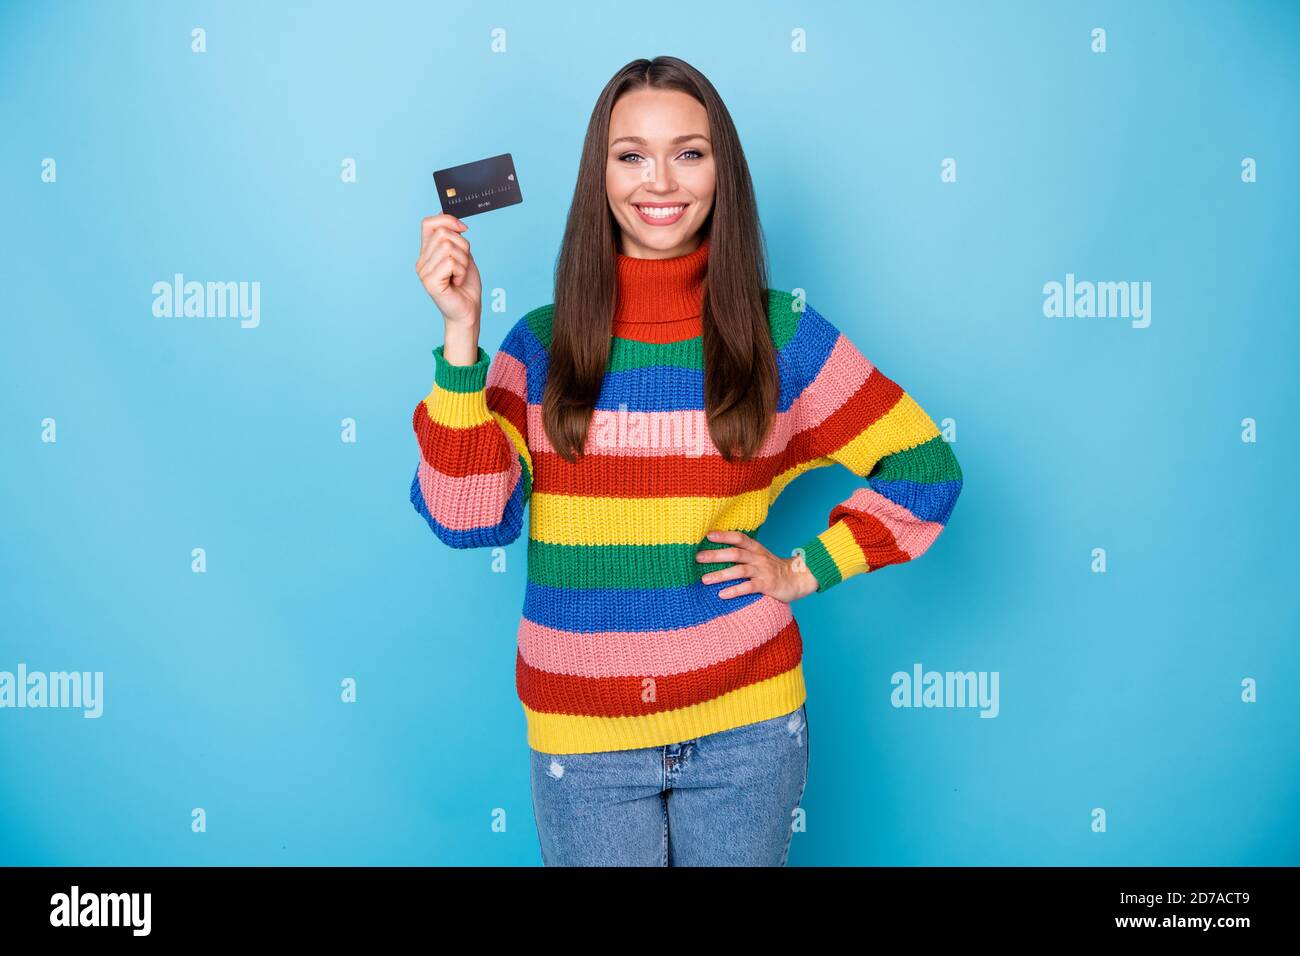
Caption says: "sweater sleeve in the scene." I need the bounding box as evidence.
[788,304,963,593]
[409,325,534,549]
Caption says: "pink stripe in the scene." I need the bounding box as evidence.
[523,405,804,459]
[836,487,943,558]
[485,349,527,398]
[794,334,877,431]
[416,457,521,531]
[518,593,794,677]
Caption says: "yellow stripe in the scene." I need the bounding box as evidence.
[492,411,532,475]
[819,520,868,579]
[522,663,807,754]
[828,392,939,475]
[529,488,772,546]
[426,382,493,429]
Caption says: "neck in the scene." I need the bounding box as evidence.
[612,234,709,343]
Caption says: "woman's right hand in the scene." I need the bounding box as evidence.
[416,213,482,329]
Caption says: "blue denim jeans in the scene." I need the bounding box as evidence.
[528,703,809,866]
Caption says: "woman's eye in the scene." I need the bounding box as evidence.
[617,149,704,163]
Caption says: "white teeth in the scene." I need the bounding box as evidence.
[639,205,684,218]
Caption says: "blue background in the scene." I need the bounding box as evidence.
[2,0,1297,866]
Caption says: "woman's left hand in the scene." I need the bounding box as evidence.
[697,530,820,603]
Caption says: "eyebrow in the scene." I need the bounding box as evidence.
[609,134,711,148]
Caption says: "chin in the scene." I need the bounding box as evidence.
[626,222,697,249]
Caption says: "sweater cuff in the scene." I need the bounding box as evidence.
[796,522,865,593]
[433,344,491,392]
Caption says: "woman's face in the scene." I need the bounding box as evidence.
[606,88,716,259]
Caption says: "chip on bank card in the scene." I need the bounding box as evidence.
[433,153,523,218]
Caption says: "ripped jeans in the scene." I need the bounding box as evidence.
[528,703,809,866]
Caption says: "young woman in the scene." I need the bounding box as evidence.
[411,56,963,866]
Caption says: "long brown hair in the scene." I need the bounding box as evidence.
[544,55,777,463]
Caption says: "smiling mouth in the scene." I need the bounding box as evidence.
[632,202,688,224]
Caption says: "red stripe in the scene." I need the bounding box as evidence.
[485,384,527,439]
[796,366,904,463]
[516,617,803,718]
[831,509,909,570]
[529,448,785,496]
[412,400,515,478]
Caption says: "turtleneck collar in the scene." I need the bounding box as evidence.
[612,234,709,343]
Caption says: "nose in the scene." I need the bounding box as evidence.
[638,157,675,193]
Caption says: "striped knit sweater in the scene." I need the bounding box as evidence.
[410,235,962,754]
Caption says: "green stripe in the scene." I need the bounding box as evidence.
[798,535,842,593]
[518,291,798,354]
[766,288,803,350]
[524,305,555,349]
[608,336,703,372]
[872,435,963,483]
[526,533,759,589]
[432,344,490,392]
[517,452,533,502]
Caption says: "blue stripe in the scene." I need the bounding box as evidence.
[595,366,704,411]
[866,478,963,525]
[502,318,545,368]
[779,304,841,405]
[578,365,805,412]
[522,580,765,632]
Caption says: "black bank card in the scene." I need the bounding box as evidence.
[433,153,523,218]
